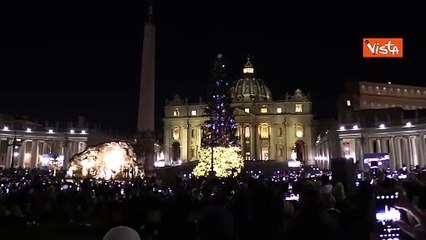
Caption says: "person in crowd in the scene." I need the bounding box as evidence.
[395,201,426,240]
[103,226,141,240]
[1,166,426,240]
[284,180,337,240]
[197,205,235,240]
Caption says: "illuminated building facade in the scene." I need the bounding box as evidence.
[316,81,426,170]
[0,116,90,169]
[163,58,314,165]
[338,81,426,123]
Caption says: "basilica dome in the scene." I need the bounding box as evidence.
[230,57,272,102]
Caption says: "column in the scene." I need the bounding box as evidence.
[19,142,26,168]
[250,125,255,160]
[186,124,191,162]
[410,136,419,167]
[81,141,87,151]
[368,139,373,153]
[407,137,412,169]
[380,138,388,153]
[63,140,69,169]
[181,125,188,162]
[421,134,426,167]
[269,124,275,160]
[255,124,260,160]
[164,125,170,164]
[362,136,369,155]
[416,135,424,168]
[30,140,37,169]
[403,137,410,170]
[356,138,363,169]
[283,122,288,160]
[6,145,12,168]
[389,137,396,170]
[197,125,202,159]
[69,141,76,157]
[42,141,47,154]
[240,126,245,157]
[325,141,330,169]
[377,138,382,153]
[395,138,402,169]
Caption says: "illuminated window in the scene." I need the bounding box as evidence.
[276,107,282,113]
[173,108,180,116]
[244,108,250,113]
[295,104,303,113]
[260,107,268,113]
[243,66,254,74]
[295,124,304,138]
[191,110,197,116]
[346,100,351,106]
[173,127,180,140]
[260,125,269,139]
[244,126,250,138]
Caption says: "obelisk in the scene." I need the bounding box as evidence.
[137,1,155,173]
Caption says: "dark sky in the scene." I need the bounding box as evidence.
[1,1,424,134]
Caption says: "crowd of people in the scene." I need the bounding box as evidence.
[0,166,425,240]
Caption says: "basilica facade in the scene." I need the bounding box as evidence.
[163,58,314,165]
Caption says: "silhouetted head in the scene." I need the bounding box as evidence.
[197,206,235,240]
[103,226,141,240]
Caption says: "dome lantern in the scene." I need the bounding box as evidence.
[230,56,272,102]
[243,56,254,76]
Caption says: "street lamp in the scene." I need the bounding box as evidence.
[7,131,23,168]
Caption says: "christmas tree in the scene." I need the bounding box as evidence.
[193,54,244,178]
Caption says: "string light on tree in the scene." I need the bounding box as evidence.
[193,147,244,178]
[193,53,244,178]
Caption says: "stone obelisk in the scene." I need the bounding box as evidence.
[137,1,155,174]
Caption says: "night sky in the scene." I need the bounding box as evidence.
[1,1,424,135]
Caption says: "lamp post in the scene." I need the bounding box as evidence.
[7,131,23,168]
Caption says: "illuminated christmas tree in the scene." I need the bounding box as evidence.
[193,54,244,178]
